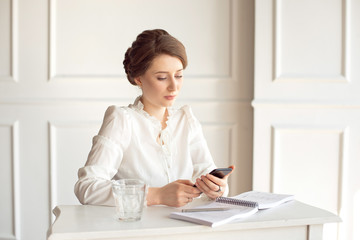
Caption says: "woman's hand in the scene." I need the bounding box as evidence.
[195,165,235,199]
[147,179,202,207]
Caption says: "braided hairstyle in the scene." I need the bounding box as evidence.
[123,29,188,85]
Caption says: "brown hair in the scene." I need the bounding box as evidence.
[123,29,188,85]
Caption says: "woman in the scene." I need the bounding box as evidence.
[74,29,234,207]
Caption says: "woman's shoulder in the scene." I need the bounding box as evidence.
[173,105,201,128]
[98,105,132,146]
[102,105,131,122]
[104,105,128,114]
[178,105,194,118]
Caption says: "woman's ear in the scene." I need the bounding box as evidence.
[134,77,142,87]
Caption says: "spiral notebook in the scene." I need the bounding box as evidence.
[169,191,294,227]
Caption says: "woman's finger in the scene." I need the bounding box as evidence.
[195,175,226,199]
[202,175,222,191]
[195,178,217,199]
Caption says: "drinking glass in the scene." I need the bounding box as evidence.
[112,179,146,221]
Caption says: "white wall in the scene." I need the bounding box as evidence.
[253,1,360,240]
[3,1,358,240]
[0,0,254,239]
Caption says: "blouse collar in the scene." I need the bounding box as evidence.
[129,96,176,127]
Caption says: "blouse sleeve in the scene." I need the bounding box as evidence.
[183,106,229,196]
[74,106,131,206]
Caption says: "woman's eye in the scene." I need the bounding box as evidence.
[157,77,166,80]
[175,75,183,79]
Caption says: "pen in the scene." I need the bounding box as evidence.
[181,208,229,212]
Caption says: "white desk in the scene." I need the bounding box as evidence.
[47,201,340,240]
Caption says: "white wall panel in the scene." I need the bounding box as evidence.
[0,0,11,78]
[0,121,20,240]
[41,0,248,101]
[50,0,231,79]
[255,0,360,101]
[275,0,344,81]
[271,126,345,213]
[51,0,231,78]
[49,122,100,210]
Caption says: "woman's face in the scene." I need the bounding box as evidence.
[135,54,184,110]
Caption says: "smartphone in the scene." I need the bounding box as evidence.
[193,167,232,187]
[209,168,232,178]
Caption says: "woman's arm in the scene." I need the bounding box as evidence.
[74,106,130,206]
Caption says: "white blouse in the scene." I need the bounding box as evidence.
[74,96,223,206]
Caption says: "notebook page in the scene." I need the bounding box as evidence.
[233,191,294,209]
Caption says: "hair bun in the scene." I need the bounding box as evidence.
[123,47,135,85]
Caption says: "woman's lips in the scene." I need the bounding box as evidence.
[164,95,176,100]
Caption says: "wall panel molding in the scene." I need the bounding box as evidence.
[48,0,236,82]
[252,99,360,108]
[269,124,348,239]
[0,0,18,82]
[48,122,58,223]
[270,124,347,215]
[0,121,20,240]
[45,0,250,100]
[272,0,349,83]
[48,121,101,222]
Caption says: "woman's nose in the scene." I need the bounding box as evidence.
[168,77,177,91]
